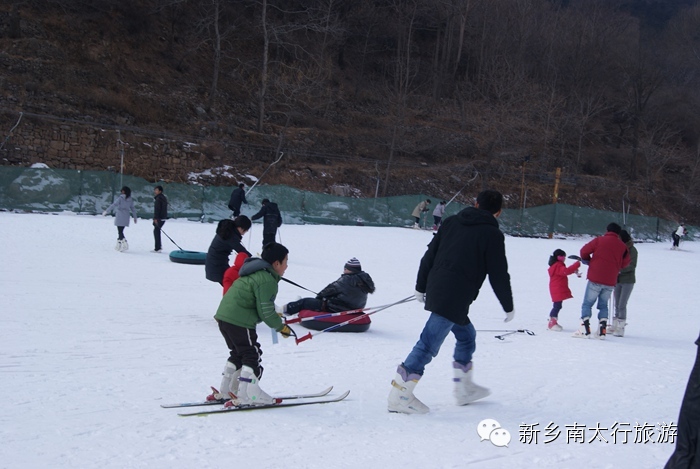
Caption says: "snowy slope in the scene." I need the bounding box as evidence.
[1,212,696,469]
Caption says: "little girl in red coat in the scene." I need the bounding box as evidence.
[547,249,581,331]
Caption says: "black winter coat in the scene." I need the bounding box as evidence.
[317,271,376,312]
[252,202,282,233]
[205,230,252,283]
[228,187,247,211]
[416,206,513,325]
[154,193,168,220]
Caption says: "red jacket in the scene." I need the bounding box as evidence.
[580,232,631,287]
[548,260,581,302]
[222,252,250,295]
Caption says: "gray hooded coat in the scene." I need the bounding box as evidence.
[105,194,137,227]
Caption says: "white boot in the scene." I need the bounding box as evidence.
[120,239,129,252]
[235,366,277,405]
[219,362,241,398]
[387,365,429,414]
[413,223,420,229]
[115,240,123,251]
[613,319,626,337]
[453,361,491,405]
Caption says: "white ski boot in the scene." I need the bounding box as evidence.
[572,317,592,338]
[231,365,278,406]
[593,319,607,340]
[207,361,241,401]
[115,240,123,251]
[613,318,626,337]
[453,361,491,405]
[387,365,429,414]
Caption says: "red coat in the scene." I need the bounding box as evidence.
[222,252,250,295]
[580,232,631,287]
[548,260,581,302]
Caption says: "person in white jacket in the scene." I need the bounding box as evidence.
[432,201,446,230]
[103,186,138,252]
[672,223,687,250]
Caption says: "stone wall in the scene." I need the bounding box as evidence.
[0,112,268,183]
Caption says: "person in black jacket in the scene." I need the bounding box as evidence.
[205,216,253,285]
[152,185,168,253]
[251,199,282,247]
[282,257,376,315]
[228,183,247,218]
[665,331,700,469]
[388,190,515,414]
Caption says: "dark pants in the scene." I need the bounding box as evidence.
[217,320,264,379]
[665,338,700,468]
[117,226,125,240]
[232,205,241,218]
[433,216,442,227]
[262,230,276,247]
[153,219,165,250]
[550,301,563,318]
[673,234,681,248]
[286,298,325,316]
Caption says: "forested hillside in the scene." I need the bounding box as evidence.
[1,0,700,222]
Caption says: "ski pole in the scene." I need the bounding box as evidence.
[295,296,415,344]
[284,298,416,325]
[477,329,536,340]
[160,229,184,251]
[280,277,318,295]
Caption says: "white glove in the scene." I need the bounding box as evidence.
[414,290,425,303]
[504,310,515,323]
[102,211,107,216]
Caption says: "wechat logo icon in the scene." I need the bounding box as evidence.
[477,419,511,447]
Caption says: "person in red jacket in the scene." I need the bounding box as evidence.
[547,249,581,331]
[574,222,630,339]
[222,251,250,295]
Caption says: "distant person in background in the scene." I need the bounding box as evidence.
[228,183,247,218]
[411,199,431,229]
[205,216,252,285]
[432,201,446,231]
[251,199,282,247]
[664,331,700,469]
[546,249,581,332]
[102,186,137,252]
[574,222,630,339]
[152,185,168,253]
[672,223,688,250]
[609,230,637,337]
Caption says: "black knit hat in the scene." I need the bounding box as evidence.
[344,257,362,273]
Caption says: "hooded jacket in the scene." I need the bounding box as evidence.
[416,206,513,325]
[580,232,630,287]
[205,230,252,283]
[214,258,285,332]
[317,271,376,312]
[548,260,581,302]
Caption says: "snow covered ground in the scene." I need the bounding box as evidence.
[1,211,696,469]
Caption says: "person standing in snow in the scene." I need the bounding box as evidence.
[102,186,137,252]
[432,201,446,231]
[388,190,514,414]
[609,230,637,337]
[152,185,168,253]
[207,243,294,405]
[546,249,581,331]
[672,223,687,250]
[228,183,247,218]
[411,199,431,229]
[574,222,630,339]
[251,199,282,247]
[205,216,252,285]
[281,257,376,316]
[665,331,700,469]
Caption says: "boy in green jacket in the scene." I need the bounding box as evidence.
[208,242,294,406]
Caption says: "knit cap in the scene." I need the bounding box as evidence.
[344,257,362,273]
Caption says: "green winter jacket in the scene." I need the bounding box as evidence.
[617,241,637,284]
[214,258,285,332]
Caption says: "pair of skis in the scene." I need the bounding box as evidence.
[162,386,349,416]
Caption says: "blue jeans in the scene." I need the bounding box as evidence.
[581,281,614,321]
[402,312,476,376]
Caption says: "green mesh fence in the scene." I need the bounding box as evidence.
[0,167,690,241]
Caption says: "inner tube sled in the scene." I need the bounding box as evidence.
[169,250,207,265]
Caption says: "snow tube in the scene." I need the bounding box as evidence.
[169,250,207,265]
[298,309,371,333]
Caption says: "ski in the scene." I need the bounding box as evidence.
[177,390,350,417]
[160,386,333,408]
